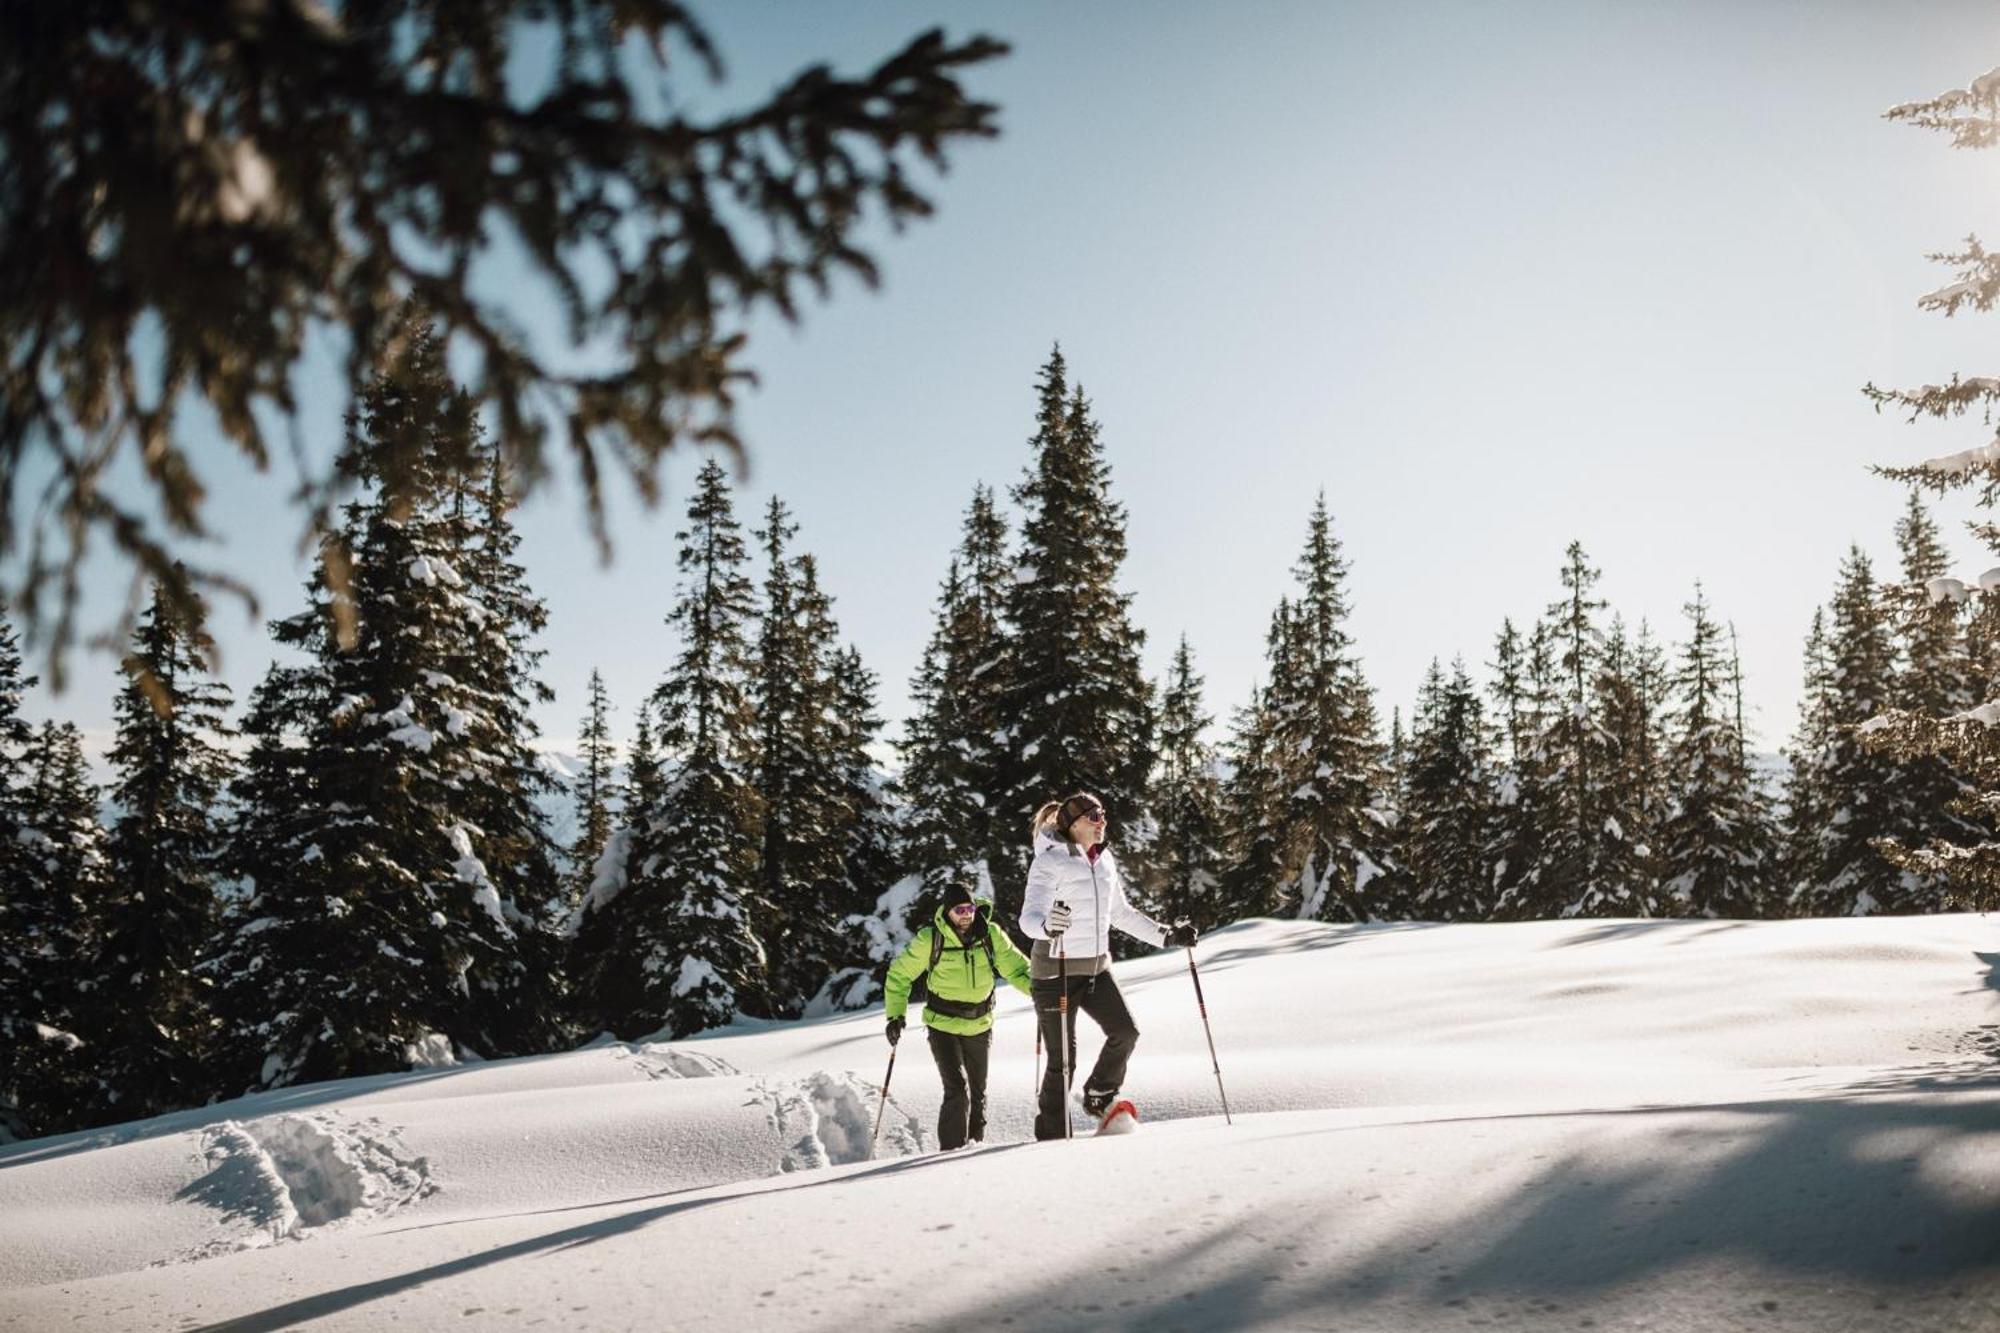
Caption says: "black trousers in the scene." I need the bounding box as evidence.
[926,1026,993,1150]
[1033,970,1139,1140]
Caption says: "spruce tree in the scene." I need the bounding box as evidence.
[1791,550,1908,914]
[1592,617,1667,916]
[1533,542,1628,916]
[93,579,236,1121]
[1216,672,1289,924]
[573,458,765,1038]
[1259,496,1387,922]
[208,311,547,1090]
[1490,618,1560,919]
[567,707,660,1037]
[1780,609,1836,910]
[1153,637,1228,931]
[0,625,93,1138]
[1873,491,1981,909]
[899,485,1014,913]
[571,670,620,911]
[1658,584,1777,917]
[1847,69,2000,907]
[1400,659,1501,921]
[453,453,569,1046]
[996,349,1157,920]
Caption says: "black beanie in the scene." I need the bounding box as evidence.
[942,883,976,911]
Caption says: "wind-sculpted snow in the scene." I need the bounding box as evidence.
[6,915,2000,1331]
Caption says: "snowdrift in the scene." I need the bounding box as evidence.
[5,915,2000,1331]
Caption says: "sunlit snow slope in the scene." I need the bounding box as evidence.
[5,915,2000,1331]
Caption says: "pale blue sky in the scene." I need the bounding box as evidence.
[19,1,2000,769]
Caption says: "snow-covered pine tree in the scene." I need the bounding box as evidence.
[1399,658,1501,921]
[206,650,332,1095]
[1591,617,1667,916]
[1779,609,1835,911]
[1843,69,2000,908]
[1368,707,1417,919]
[92,577,236,1121]
[1216,670,1288,923]
[567,707,659,1036]
[1529,541,1636,917]
[1791,549,1908,914]
[1260,495,1387,922]
[7,721,109,1129]
[0,616,90,1141]
[750,520,864,1017]
[898,485,1014,919]
[1657,584,1778,917]
[1491,618,1562,919]
[1152,637,1227,931]
[570,669,620,912]
[997,348,1157,911]
[208,310,547,1090]
[423,445,568,1052]
[1869,491,1981,910]
[575,458,765,1038]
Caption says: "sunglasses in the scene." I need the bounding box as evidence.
[947,902,978,916]
[1069,806,1106,824]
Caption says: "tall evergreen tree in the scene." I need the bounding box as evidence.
[570,669,620,910]
[92,579,236,1121]
[1399,659,1501,921]
[996,349,1157,923]
[1848,69,2000,907]
[1872,491,1981,909]
[573,459,765,1038]
[1658,584,1777,917]
[1152,637,1227,931]
[1490,618,1563,919]
[1791,549,1908,914]
[1216,669,1289,924]
[208,310,548,1091]
[1592,617,1667,916]
[1259,496,1386,922]
[0,625,94,1139]
[453,453,568,979]
[899,485,1014,913]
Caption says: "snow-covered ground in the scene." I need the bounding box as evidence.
[6,915,2000,1331]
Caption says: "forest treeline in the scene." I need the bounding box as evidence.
[0,321,1989,1143]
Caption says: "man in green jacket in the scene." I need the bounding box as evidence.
[883,883,1035,1150]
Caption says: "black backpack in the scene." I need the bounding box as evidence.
[907,914,998,1007]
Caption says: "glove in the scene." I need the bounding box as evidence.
[1163,919,1199,948]
[886,1017,905,1046]
[1045,900,1072,938]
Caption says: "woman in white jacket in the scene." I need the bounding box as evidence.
[1020,791,1198,1139]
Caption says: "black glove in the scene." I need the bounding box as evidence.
[886,1017,905,1046]
[1163,919,1199,948]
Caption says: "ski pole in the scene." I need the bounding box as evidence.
[1186,946,1233,1126]
[1056,914,1072,1139]
[869,1041,899,1159]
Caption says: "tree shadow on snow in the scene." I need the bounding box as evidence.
[903,1092,2000,1333]
[1544,919,1752,950]
[0,1063,497,1170]
[184,1142,1035,1332]
[1186,920,1442,978]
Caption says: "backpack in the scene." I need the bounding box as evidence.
[907,917,999,1007]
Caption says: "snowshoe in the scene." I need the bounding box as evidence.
[1094,1099,1139,1136]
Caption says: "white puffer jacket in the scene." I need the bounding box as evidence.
[1020,831,1166,962]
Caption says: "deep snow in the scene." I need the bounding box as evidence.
[5,915,2000,1330]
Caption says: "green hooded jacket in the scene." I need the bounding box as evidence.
[883,899,1034,1037]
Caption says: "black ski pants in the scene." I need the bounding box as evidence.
[926,1026,992,1150]
[1033,970,1139,1140]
